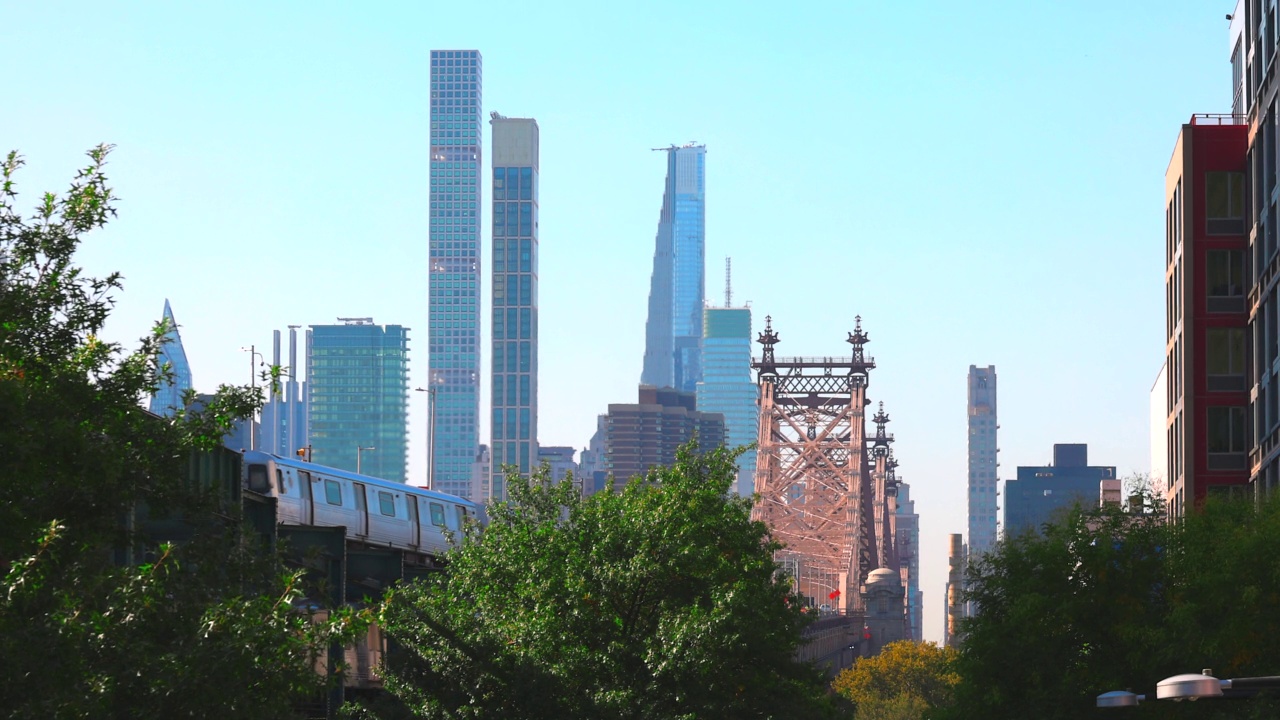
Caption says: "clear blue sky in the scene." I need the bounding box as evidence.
[2,0,1234,643]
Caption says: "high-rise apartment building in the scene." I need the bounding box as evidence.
[489,114,539,503]
[537,446,578,484]
[307,319,409,482]
[641,144,706,393]
[261,326,308,458]
[1003,444,1116,536]
[966,366,998,555]
[696,301,758,496]
[428,49,483,499]
[604,386,725,487]
[148,299,193,417]
[896,482,922,642]
[1162,115,1249,517]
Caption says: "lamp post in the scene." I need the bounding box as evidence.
[357,445,375,475]
[414,386,436,489]
[240,345,264,450]
[1099,670,1280,707]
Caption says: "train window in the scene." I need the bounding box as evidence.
[379,491,396,517]
[276,469,286,493]
[455,505,467,528]
[247,464,270,493]
[430,502,446,527]
[325,480,342,505]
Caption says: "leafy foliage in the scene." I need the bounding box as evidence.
[353,446,836,720]
[832,640,958,720]
[946,484,1280,720]
[0,146,346,718]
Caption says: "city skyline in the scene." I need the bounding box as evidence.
[4,1,1235,642]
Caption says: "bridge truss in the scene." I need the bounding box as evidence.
[751,316,900,611]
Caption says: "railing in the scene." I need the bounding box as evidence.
[1190,113,1247,126]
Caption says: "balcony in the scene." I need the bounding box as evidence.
[1189,113,1247,126]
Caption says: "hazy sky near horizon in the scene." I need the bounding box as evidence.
[2,0,1234,642]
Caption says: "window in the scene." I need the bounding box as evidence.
[379,491,396,517]
[430,502,446,527]
[1207,250,1245,312]
[248,464,270,493]
[1206,328,1246,381]
[325,479,342,505]
[1206,172,1246,234]
[1207,406,1247,453]
[456,505,468,528]
[276,469,285,493]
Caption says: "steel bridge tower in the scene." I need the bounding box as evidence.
[751,316,898,612]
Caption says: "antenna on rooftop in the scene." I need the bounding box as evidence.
[725,257,732,308]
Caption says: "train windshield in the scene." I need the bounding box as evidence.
[247,464,270,493]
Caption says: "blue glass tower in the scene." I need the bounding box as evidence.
[428,50,483,498]
[696,304,758,495]
[641,144,706,393]
[489,115,539,502]
[148,299,193,417]
[307,320,409,482]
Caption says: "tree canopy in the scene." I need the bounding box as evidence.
[832,640,958,720]
[353,446,836,720]
[0,146,345,718]
[947,487,1280,720]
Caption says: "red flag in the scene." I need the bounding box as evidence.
[828,590,840,600]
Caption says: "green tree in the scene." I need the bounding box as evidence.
[0,146,347,718]
[946,484,1280,720]
[832,640,958,720]
[352,446,836,720]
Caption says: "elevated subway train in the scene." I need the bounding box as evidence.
[241,450,484,556]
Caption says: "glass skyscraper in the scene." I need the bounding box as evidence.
[148,299,193,417]
[696,305,757,495]
[489,115,539,502]
[307,320,409,482]
[967,366,998,555]
[428,49,483,498]
[641,144,706,393]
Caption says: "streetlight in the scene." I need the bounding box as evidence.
[240,345,264,451]
[414,386,437,490]
[1099,670,1280,707]
[357,445,376,475]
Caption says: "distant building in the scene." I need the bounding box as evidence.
[261,326,308,458]
[860,568,907,657]
[696,299,758,496]
[192,392,258,452]
[604,386,725,487]
[577,415,609,496]
[895,482,922,642]
[1150,362,1169,491]
[944,534,965,648]
[967,366,998,556]
[148,299,193,417]
[470,444,490,500]
[537,445,577,484]
[489,114,540,503]
[1162,115,1249,517]
[1003,444,1117,535]
[307,319,410,482]
[640,144,706,394]
[428,49,483,499]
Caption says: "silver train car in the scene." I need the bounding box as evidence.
[241,450,484,556]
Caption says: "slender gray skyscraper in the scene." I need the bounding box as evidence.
[428,50,483,498]
[488,114,539,503]
[148,299,193,417]
[641,144,706,393]
[967,366,998,555]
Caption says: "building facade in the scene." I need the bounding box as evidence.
[537,445,578,484]
[307,319,410,483]
[1163,116,1250,517]
[966,366,998,555]
[895,482,922,642]
[640,144,706,394]
[1003,444,1116,536]
[696,305,758,496]
[489,114,539,503]
[148,299,193,417]
[428,49,483,499]
[261,326,308,458]
[604,385,724,487]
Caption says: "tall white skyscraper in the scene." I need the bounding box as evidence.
[428,50,483,498]
[967,366,998,555]
[488,114,539,502]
